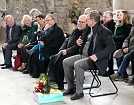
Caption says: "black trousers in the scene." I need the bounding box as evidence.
[2,43,18,65]
[108,54,114,75]
[27,49,50,78]
[48,54,70,87]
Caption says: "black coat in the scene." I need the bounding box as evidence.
[48,28,83,86]
[6,22,21,44]
[80,22,116,75]
[59,28,83,55]
[27,23,65,78]
[105,19,115,34]
[114,23,132,49]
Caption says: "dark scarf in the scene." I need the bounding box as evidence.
[103,20,112,27]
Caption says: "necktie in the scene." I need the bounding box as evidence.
[9,27,12,40]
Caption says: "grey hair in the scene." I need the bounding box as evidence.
[21,14,32,25]
[104,11,113,18]
[84,7,93,15]
[29,8,41,16]
[5,15,14,21]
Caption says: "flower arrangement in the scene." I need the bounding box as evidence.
[34,73,58,94]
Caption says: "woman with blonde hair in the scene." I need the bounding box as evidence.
[15,14,37,71]
[110,10,132,80]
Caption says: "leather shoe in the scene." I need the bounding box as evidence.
[70,92,84,100]
[63,88,76,96]
[22,70,29,74]
[1,64,12,69]
[0,63,6,66]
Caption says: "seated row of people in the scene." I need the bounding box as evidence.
[1,7,134,100]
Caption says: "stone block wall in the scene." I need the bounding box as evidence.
[0,0,113,33]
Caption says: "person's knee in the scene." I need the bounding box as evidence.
[74,61,82,70]
[5,45,11,50]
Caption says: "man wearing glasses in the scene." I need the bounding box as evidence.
[63,10,116,100]
[26,14,65,78]
[47,14,88,90]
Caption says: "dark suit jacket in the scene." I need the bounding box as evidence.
[80,22,116,75]
[60,28,83,55]
[5,22,21,44]
[40,23,65,60]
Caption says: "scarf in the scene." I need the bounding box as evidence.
[114,23,121,36]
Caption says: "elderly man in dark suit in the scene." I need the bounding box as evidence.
[0,15,21,69]
[48,14,88,90]
[63,10,116,100]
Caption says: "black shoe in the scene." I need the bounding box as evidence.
[1,64,12,69]
[58,86,64,90]
[22,70,29,74]
[0,63,6,66]
[70,92,84,100]
[63,88,76,96]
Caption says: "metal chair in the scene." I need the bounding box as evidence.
[84,69,118,97]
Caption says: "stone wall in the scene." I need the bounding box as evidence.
[0,0,113,33]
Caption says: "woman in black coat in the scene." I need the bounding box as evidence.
[114,10,132,68]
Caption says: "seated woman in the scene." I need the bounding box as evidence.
[113,10,132,78]
[16,14,37,71]
[110,17,134,81]
[26,14,65,78]
[20,14,46,72]
[47,14,87,90]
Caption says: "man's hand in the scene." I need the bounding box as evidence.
[39,41,44,46]
[61,50,67,55]
[18,43,24,48]
[2,43,8,49]
[90,54,98,62]
[123,48,129,53]
[76,36,83,46]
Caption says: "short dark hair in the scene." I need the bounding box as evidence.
[36,14,46,19]
[90,10,100,22]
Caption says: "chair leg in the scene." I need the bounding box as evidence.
[89,70,118,97]
[83,70,101,89]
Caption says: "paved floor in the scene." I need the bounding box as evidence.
[0,51,134,105]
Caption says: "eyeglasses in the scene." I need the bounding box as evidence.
[45,19,53,22]
[77,21,86,23]
[86,18,92,21]
[103,16,110,18]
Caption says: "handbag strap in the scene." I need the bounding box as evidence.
[38,34,44,61]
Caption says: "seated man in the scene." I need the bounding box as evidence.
[48,14,88,90]
[63,10,115,100]
[26,14,65,78]
[0,15,21,69]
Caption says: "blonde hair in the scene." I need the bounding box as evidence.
[121,10,131,24]
[21,14,32,25]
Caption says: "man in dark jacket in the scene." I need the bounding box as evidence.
[63,10,116,100]
[0,15,21,69]
[103,11,116,75]
[26,14,65,78]
[48,14,87,90]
